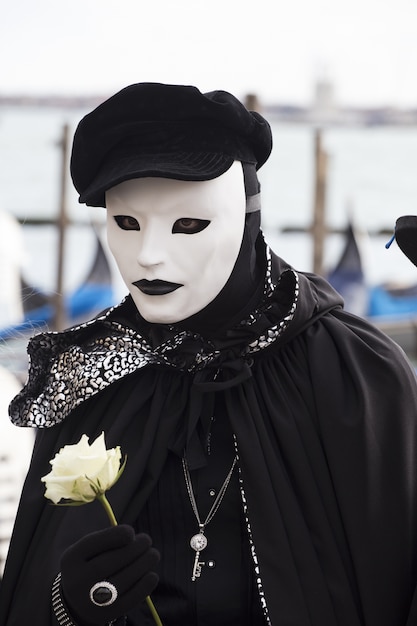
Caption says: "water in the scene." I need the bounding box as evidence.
[1,104,417,296]
[261,123,417,285]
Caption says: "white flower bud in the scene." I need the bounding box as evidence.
[41,432,123,504]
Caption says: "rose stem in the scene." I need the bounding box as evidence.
[97,493,163,626]
[97,493,118,527]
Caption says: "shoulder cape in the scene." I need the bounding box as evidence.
[2,247,417,626]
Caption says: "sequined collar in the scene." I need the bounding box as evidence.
[10,245,299,428]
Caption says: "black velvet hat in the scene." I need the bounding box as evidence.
[393,216,417,267]
[70,82,273,207]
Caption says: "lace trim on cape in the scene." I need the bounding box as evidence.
[10,247,299,427]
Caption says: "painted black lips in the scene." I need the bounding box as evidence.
[133,279,183,295]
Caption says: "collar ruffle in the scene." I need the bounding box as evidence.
[10,245,299,428]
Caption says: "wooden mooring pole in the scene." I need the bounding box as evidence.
[311,129,328,275]
[53,124,70,331]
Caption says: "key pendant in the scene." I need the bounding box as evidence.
[190,532,207,581]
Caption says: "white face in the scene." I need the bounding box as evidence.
[106,161,246,324]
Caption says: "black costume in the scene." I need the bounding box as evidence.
[2,229,417,625]
[3,82,417,625]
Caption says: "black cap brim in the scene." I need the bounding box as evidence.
[80,150,235,207]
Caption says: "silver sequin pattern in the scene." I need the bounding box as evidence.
[11,247,299,428]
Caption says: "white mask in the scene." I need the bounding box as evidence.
[106,161,246,324]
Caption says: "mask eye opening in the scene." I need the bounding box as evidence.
[114,215,140,231]
[172,218,211,234]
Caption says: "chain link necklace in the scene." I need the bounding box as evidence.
[182,454,237,581]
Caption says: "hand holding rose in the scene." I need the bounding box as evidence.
[42,433,163,626]
[61,525,160,625]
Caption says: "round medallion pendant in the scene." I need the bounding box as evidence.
[190,533,207,551]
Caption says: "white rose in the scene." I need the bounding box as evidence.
[41,432,123,504]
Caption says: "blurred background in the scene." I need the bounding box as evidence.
[1,0,417,573]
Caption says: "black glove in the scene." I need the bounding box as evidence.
[60,525,160,625]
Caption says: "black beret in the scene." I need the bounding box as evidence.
[70,82,273,207]
[394,215,417,267]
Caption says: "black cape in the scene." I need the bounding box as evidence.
[2,246,417,626]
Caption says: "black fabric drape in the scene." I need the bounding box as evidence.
[2,250,417,625]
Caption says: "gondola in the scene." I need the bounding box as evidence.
[326,221,368,317]
[327,220,417,359]
[0,233,115,340]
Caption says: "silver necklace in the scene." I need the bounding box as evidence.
[182,454,237,581]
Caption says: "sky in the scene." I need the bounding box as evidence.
[2,0,417,108]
